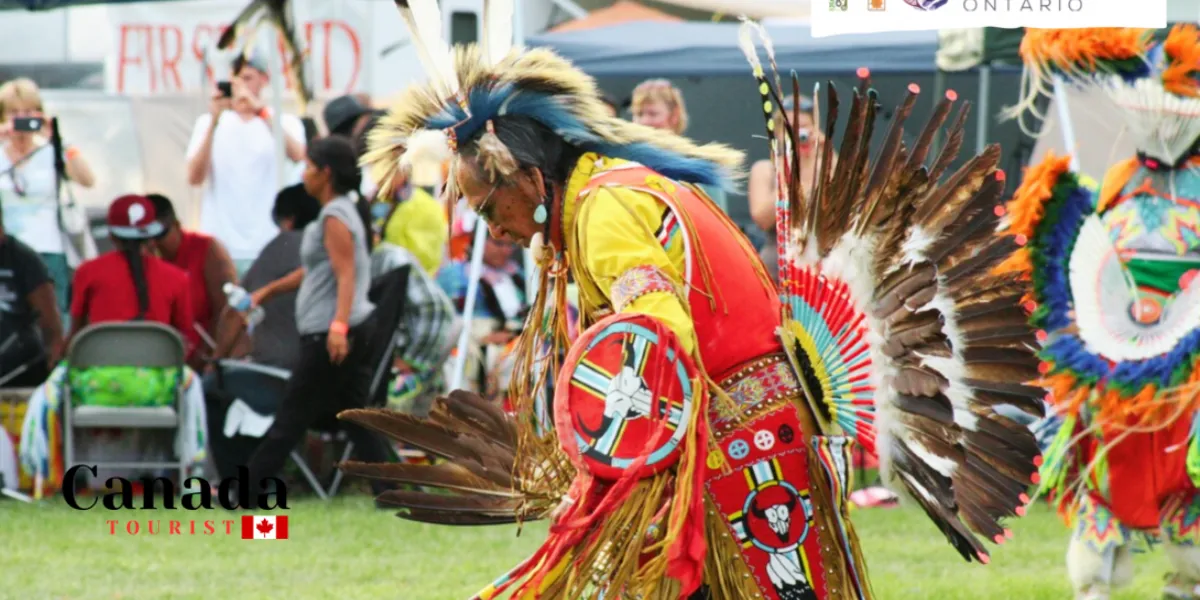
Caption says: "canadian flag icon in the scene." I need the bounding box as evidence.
[241,515,289,540]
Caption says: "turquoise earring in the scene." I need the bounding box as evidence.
[533,204,548,224]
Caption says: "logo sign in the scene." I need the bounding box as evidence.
[106,0,365,96]
[813,0,1166,38]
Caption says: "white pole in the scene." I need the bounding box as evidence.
[1051,76,1080,172]
[449,2,522,391]
[512,0,539,299]
[267,29,288,190]
[975,65,991,155]
[451,223,490,390]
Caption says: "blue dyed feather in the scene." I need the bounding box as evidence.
[420,83,736,190]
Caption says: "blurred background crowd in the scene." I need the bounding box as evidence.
[1,0,1195,500]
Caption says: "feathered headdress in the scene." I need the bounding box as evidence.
[1004,25,1200,165]
[364,0,743,203]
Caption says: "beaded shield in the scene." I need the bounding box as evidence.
[554,313,698,481]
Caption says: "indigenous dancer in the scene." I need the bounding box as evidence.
[339,4,1044,598]
[1002,25,1200,600]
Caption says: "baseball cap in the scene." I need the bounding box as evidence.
[107,195,164,240]
[324,95,371,136]
[233,53,269,76]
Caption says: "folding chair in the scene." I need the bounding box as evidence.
[61,322,188,485]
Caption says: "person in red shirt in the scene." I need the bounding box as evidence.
[68,195,196,354]
[145,193,237,343]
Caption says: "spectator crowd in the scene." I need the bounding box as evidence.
[0,64,820,496]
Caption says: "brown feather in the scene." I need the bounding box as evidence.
[873,263,936,318]
[395,509,523,526]
[819,89,869,253]
[956,297,1028,322]
[892,391,954,425]
[943,236,1019,286]
[889,443,987,562]
[958,305,1035,334]
[928,102,972,185]
[892,367,949,397]
[913,147,1000,237]
[963,347,1042,383]
[966,379,1047,418]
[905,95,955,172]
[339,460,516,496]
[860,86,919,231]
[925,178,1004,267]
[376,488,520,510]
[871,167,932,280]
[953,273,1029,308]
[885,312,945,352]
[338,408,513,473]
[806,83,839,242]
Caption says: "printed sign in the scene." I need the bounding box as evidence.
[106,0,366,97]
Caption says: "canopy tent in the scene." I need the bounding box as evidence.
[649,0,809,18]
[528,21,939,77]
[550,0,682,32]
[528,17,1033,230]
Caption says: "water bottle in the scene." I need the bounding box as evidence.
[223,283,265,333]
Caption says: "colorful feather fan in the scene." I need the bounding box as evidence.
[999,25,1200,522]
[739,20,1044,564]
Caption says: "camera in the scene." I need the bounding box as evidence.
[13,116,43,133]
[796,128,812,144]
[217,81,233,98]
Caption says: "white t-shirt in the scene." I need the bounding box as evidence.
[186,110,305,261]
[0,144,64,255]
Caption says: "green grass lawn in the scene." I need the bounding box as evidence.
[0,495,1175,599]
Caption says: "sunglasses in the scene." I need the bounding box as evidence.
[473,180,501,222]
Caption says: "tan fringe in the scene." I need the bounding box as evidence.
[702,496,764,599]
[508,244,575,518]
[805,440,875,600]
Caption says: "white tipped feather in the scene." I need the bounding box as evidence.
[900,225,935,266]
[400,129,452,169]
[400,129,452,187]
[405,0,459,98]
[736,21,763,73]
[910,442,959,477]
[482,0,514,66]
[396,7,441,96]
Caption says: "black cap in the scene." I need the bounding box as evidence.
[323,95,371,136]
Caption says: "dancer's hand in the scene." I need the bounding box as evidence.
[327,330,349,364]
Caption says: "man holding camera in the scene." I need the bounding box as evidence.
[185,55,306,276]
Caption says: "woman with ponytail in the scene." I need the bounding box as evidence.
[240,135,394,495]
